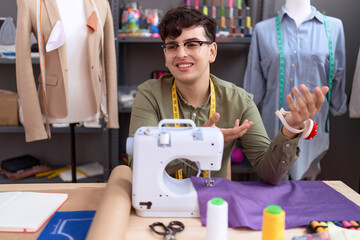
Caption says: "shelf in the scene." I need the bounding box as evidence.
[0,125,105,133]
[231,162,254,174]
[217,37,252,44]
[119,106,132,113]
[0,58,39,64]
[0,170,106,184]
[117,35,251,44]
[117,36,163,43]
[0,58,16,64]
[231,158,259,181]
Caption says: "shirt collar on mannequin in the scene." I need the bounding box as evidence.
[280,5,324,25]
[284,0,311,28]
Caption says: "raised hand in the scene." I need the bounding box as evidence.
[282,84,329,139]
[203,112,253,143]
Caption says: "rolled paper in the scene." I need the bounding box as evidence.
[86,165,132,240]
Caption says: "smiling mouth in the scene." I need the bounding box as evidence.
[177,63,193,68]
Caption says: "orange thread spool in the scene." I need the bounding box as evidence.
[262,205,285,240]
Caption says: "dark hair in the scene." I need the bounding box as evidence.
[159,6,217,42]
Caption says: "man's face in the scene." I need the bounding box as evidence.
[163,26,217,85]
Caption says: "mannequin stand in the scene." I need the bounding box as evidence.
[70,123,77,183]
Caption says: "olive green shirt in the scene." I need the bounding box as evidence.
[128,73,300,184]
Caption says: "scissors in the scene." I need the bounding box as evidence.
[149,221,185,240]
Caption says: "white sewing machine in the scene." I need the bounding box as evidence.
[126,119,224,217]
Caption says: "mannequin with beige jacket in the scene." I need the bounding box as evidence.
[15,0,119,142]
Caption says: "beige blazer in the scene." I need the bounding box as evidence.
[15,0,119,142]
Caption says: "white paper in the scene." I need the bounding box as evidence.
[46,21,66,52]
[328,221,360,240]
[59,162,104,182]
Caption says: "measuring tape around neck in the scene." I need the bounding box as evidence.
[171,78,216,126]
[171,78,216,179]
[275,14,333,132]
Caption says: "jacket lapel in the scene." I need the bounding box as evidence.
[87,11,98,31]
[43,0,61,30]
[84,0,97,68]
[42,0,67,94]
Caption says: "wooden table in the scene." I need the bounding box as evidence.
[0,181,359,240]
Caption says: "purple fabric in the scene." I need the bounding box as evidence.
[190,177,360,230]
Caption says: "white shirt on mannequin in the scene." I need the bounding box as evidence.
[285,0,311,28]
[49,0,97,124]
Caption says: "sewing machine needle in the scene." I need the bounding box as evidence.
[205,171,214,187]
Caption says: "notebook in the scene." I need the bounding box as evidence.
[0,192,68,232]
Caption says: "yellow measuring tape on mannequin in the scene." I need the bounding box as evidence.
[172,79,216,179]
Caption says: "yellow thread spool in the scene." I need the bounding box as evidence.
[262,205,285,240]
[246,16,251,27]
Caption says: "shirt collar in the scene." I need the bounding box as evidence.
[279,5,324,23]
[172,75,213,109]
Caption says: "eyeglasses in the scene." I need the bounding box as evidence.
[161,40,212,57]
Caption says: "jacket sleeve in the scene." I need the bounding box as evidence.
[103,0,119,129]
[15,0,48,142]
[239,95,300,185]
[329,18,347,116]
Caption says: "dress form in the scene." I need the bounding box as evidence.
[50,0,97,124]
[53,0,97,182]
[16,0,119,143]
[243,3,347,180]
[285,0,311,27]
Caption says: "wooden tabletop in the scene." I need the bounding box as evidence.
[0,181,359,240]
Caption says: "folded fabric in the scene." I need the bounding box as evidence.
[0,165,51,181]
[190,177,360,230]
[0,44,15,53]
